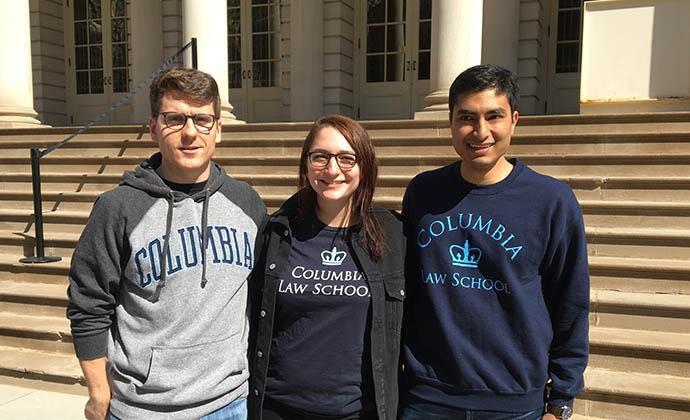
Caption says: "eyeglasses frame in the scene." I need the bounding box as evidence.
[307,151,358,171]
[154,111,219,134]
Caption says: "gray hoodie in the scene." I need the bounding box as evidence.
[67,153,266,419]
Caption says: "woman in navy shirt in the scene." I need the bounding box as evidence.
[248,115,406,420]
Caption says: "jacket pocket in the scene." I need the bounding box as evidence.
[140,332,247,406]
[383,272,405,336]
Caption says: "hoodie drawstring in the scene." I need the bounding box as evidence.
[149,191,175,302]
[200,188,210,288]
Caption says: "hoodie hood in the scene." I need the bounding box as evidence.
[121,152,226,301]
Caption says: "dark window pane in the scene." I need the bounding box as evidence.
[229,63,242,88]
[253,61,269,87]
[111,0,125,17]
[91,70,104,93]
[112,18,126,42]
[74,22,88,45]
[76,71,89,94]
[419,20,431,50]
[420,0,431,20]
[367,54,384,82]
[368,0,384,24]
[269,34,279,60]
[76,47,88,69]
[367,25,384,53]
[252,0,269,4]
[270,60,279,87]
[557,9,580,41]
[113,69,128,92]
[89,46,103,68]
[228,0,240,6]
[267,4,278,32]
[386,24,404,53]
[418,51,430,80]
[556,42,579,73]
[559,0,581,8]
[227,8,241,34]
[253,34,268,59]
[88,0,101,19]
[112,43,127,67]
[89,20,102,44]
[386,53,404,82]
[74,0,87,20]
[228,35,241,61]
[387,0,405,23]
[253,5,268,32]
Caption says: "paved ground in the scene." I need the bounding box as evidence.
[0,384,86,420]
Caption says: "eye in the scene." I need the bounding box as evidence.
[337,153,357,165]
[310,152,330,165]
[165,113,186,127]
[194,114,215,128]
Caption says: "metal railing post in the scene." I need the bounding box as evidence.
[191,37,198,69]
[20,148,61,264]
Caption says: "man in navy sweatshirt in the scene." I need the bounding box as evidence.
[399,64,589,420]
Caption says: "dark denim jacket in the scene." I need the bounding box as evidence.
[248,193,406,420]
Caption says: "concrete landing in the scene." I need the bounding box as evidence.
[0,384,86,420]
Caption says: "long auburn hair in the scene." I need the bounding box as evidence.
[298,115,384,259]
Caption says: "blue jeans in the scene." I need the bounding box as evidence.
[398,399,542,420]
[109,398,247,420]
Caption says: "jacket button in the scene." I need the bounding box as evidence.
[260,310,267,318]
[269,263,276,270]
[257,350,264,358]
[283,230,289,236]
[253,389,260,396]
[400,289,405,296]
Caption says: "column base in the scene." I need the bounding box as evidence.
[219,101,245,125]
[414,90,451,120]
[0,105,44,127]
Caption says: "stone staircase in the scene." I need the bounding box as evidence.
[0,114,689,417]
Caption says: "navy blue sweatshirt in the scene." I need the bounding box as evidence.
[401,159,589,411]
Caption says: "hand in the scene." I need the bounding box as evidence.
[542,414,558,420]
[84,395,110,420]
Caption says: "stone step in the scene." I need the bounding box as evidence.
[589,255,690,294]
[577,367,690,419]
[586,226,690,259]
[0,254,69,284]
[0,280,67,318]
[591,290,690,334]
[0,346,82,388]
[589,326,690,377]
[0,312,72,354]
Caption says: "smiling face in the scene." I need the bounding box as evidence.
[306,126,361,212]
[450,88,519,185]
[148,92,221,184]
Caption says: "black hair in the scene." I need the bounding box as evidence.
[448,64,519,114]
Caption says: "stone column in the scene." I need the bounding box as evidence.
[415,0,483,120]
[290,0,323,121]
[183,0,243,124]
[481,0,519,73]
[0,0,42,127]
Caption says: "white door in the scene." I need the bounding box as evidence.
[65,0,132,125]
[545,0,585,114]
[356,0,431,120]
[227,0,283,122]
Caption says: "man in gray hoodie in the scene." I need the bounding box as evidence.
[67,68,266,420]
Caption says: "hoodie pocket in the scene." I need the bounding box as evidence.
[383,272,405,337]
[141,332,247,406]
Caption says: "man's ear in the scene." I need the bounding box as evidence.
[148,116,159,145]
[512,110,519,127]
[215,120,222,143]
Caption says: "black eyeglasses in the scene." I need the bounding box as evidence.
[307,152,358,171]
[155,112,218,134]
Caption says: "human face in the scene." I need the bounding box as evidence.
[306,126,361,210]
[148,92,221,184]
[450,89,518,185]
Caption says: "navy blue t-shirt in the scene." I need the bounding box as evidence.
[265,217,375,417]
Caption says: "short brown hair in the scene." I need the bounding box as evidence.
[149,68,221,117]
[298,114,384,258]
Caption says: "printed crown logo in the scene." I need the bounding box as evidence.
[321,246,347,266]
[449,240,482,268]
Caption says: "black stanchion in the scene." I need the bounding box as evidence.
[191,37,198,69]
[20,148,61,264]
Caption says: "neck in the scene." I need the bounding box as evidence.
[461,158,513,185]
[315,197,356,227]
[157,163,210,184]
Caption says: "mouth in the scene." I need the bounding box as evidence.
[179,146,202,154]
[467,143,494,151]
[318,179,345,188]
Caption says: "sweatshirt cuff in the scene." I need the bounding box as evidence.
[73,330,109,360]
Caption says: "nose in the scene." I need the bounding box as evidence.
[324,156,341,174]
[181,116,197,137]
[474,118,490,139]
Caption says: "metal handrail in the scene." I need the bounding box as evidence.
[19,38,198,263]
